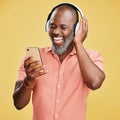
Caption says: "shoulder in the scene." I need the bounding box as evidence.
[39,46,51,53]
[85,48,103,61]
[85,48,100,54]
[85,48,105,71]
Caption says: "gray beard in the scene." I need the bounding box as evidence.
[52,31,74,55]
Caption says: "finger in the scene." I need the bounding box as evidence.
[26,60,45,74]
[26,63,42,73]
[25,56,32,61]
[80,18,83,30]
[40,68,47,74]
[30,69,47,80]
[82,16,87,31]
[85,18,88,32]
[27,70,41,81]
[27,64,47,76]
[29,61,41,68]
[25,58,40,69]
[24,57,32,68]
[83,16,88,30]
[36,69,47,77]
[24,57,35,68]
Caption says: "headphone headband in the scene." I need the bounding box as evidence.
[45,2,84,33]
[46,3,83,22]
[57,3,84,17]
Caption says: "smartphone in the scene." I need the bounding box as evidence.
[26,47,43,66]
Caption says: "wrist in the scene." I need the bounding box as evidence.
[23,77,35,90]
[74,37,83,45]
[74,39,83,47]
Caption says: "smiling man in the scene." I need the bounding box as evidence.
[13,3,105,120]
[49,6,76,57]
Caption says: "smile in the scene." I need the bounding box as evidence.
[53,37,64,45]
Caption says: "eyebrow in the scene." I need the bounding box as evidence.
[50,23,69,27]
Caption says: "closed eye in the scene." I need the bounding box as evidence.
[61,25,68,30]
[50,24,56,29]
[49,24,69,31]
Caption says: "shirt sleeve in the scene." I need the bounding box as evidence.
[87,49,104,72]
[16,57,26,81]
[92,51,104,71]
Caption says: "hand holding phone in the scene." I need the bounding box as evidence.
[25,47,46,82]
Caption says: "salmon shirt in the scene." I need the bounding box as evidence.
[17,47,104,120]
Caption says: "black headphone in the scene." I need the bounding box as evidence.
[45,2,84,35]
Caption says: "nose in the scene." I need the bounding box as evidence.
[53,27,61,35]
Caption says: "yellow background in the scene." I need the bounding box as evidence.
[0,0,120,119]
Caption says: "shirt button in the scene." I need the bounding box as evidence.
[57,84,61,88]
[56,99,60,103]
[55,114,58,118]
[60,71,62,74]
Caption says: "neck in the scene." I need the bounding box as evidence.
[58,42,74,63]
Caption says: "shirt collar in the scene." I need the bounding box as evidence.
[46,46,52,52]
[69,47,76,56]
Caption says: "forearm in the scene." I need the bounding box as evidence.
[74,41,105,90]
[13,80,32,110]
[13,56,46,109]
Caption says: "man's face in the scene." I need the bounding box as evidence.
[48,8,75,55]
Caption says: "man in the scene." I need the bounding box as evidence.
[13,3,105,120]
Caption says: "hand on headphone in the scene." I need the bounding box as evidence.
[74,16,88,43]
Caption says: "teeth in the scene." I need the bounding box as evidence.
[54,37,63,41]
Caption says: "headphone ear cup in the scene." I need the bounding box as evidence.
[75,22,80,35]
[45,20,50,32]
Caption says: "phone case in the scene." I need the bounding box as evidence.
[26,47,43,65]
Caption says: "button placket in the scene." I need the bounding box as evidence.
[54,66,64,120]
